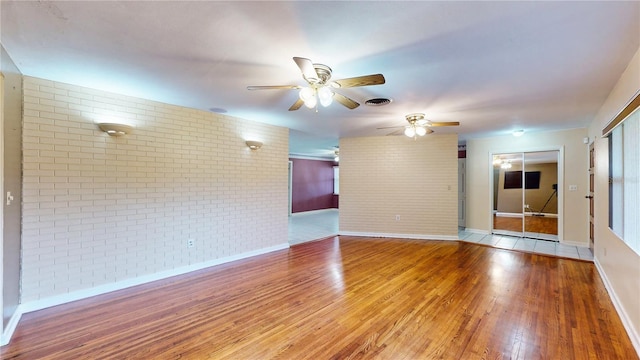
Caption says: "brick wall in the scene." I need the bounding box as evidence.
[21,76,289,302]
[339,134,458,238]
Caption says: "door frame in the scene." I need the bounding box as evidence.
[588,141,595,251]
[288,160,293,216]
[489,146,564,242]
[1,72,5,340]
[458,158,466,228]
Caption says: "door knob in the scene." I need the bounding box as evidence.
[585,195,593,199]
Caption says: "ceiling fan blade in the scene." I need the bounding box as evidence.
[376,125,405,130]
[426,128,435,134]
[333,74,385,88]
[293,57,319,83]
[288,98,304,111]
[333,93,360,109]
[429,121,460,127]
[386,129,405,136]
[247,85,301,90]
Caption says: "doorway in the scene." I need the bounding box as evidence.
[492,150,560,241]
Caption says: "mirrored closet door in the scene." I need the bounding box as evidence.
[492,151,559,241]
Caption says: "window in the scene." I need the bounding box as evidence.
[333,166,339,195]
[607,106,639,255]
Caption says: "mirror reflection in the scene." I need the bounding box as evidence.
[492,151,559,241]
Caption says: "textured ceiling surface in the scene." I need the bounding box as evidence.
[2,1,638,158]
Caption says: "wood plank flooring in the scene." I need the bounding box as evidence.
[2,236,636,359]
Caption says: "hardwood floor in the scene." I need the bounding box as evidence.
[2,237,636,359]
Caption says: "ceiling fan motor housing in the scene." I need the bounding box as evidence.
[406,113,426,125]
[305,64,332,86]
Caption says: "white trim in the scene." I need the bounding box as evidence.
[496,212,523,218]
[339,231,458,241]
[594,257,640,357]
[489,147,564,242]
[288,160,293,216]
[558,146,565,242]
[1,309,21,346]
[288,154,334,161]
[290,208,338,217]
[0,72,5,343]
[464,228,490,235]
[560,239,590,247]
[6,243,289,344]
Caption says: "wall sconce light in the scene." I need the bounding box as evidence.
[246,140,263,150]
[98,123,134,136]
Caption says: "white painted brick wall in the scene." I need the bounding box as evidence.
[21,76,289,302]
[339,134,458,237]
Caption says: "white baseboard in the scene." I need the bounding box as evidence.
[496,212,523,218]
[1,308,22,346]
[7,243,290,345]
[560,239,589,248]
[291,208,338,216]
[464,228,490,235]
[339,231,458,241]
[594,257,640,357]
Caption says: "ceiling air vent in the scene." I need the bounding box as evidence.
[365,98,392,106]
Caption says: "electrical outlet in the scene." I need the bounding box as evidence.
[187,239,195,248]
[395,215,401,221]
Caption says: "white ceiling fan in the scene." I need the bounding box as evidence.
[247,57,385,111]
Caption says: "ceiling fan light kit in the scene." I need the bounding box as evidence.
[299,87,317,108]
[404,113,431,138]
[317,86,334,107]
[298,85,334,109]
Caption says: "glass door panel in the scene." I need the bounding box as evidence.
[523,151,559,241]
[492,153,524,237]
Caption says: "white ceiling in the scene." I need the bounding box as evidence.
[2,1,638,158]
